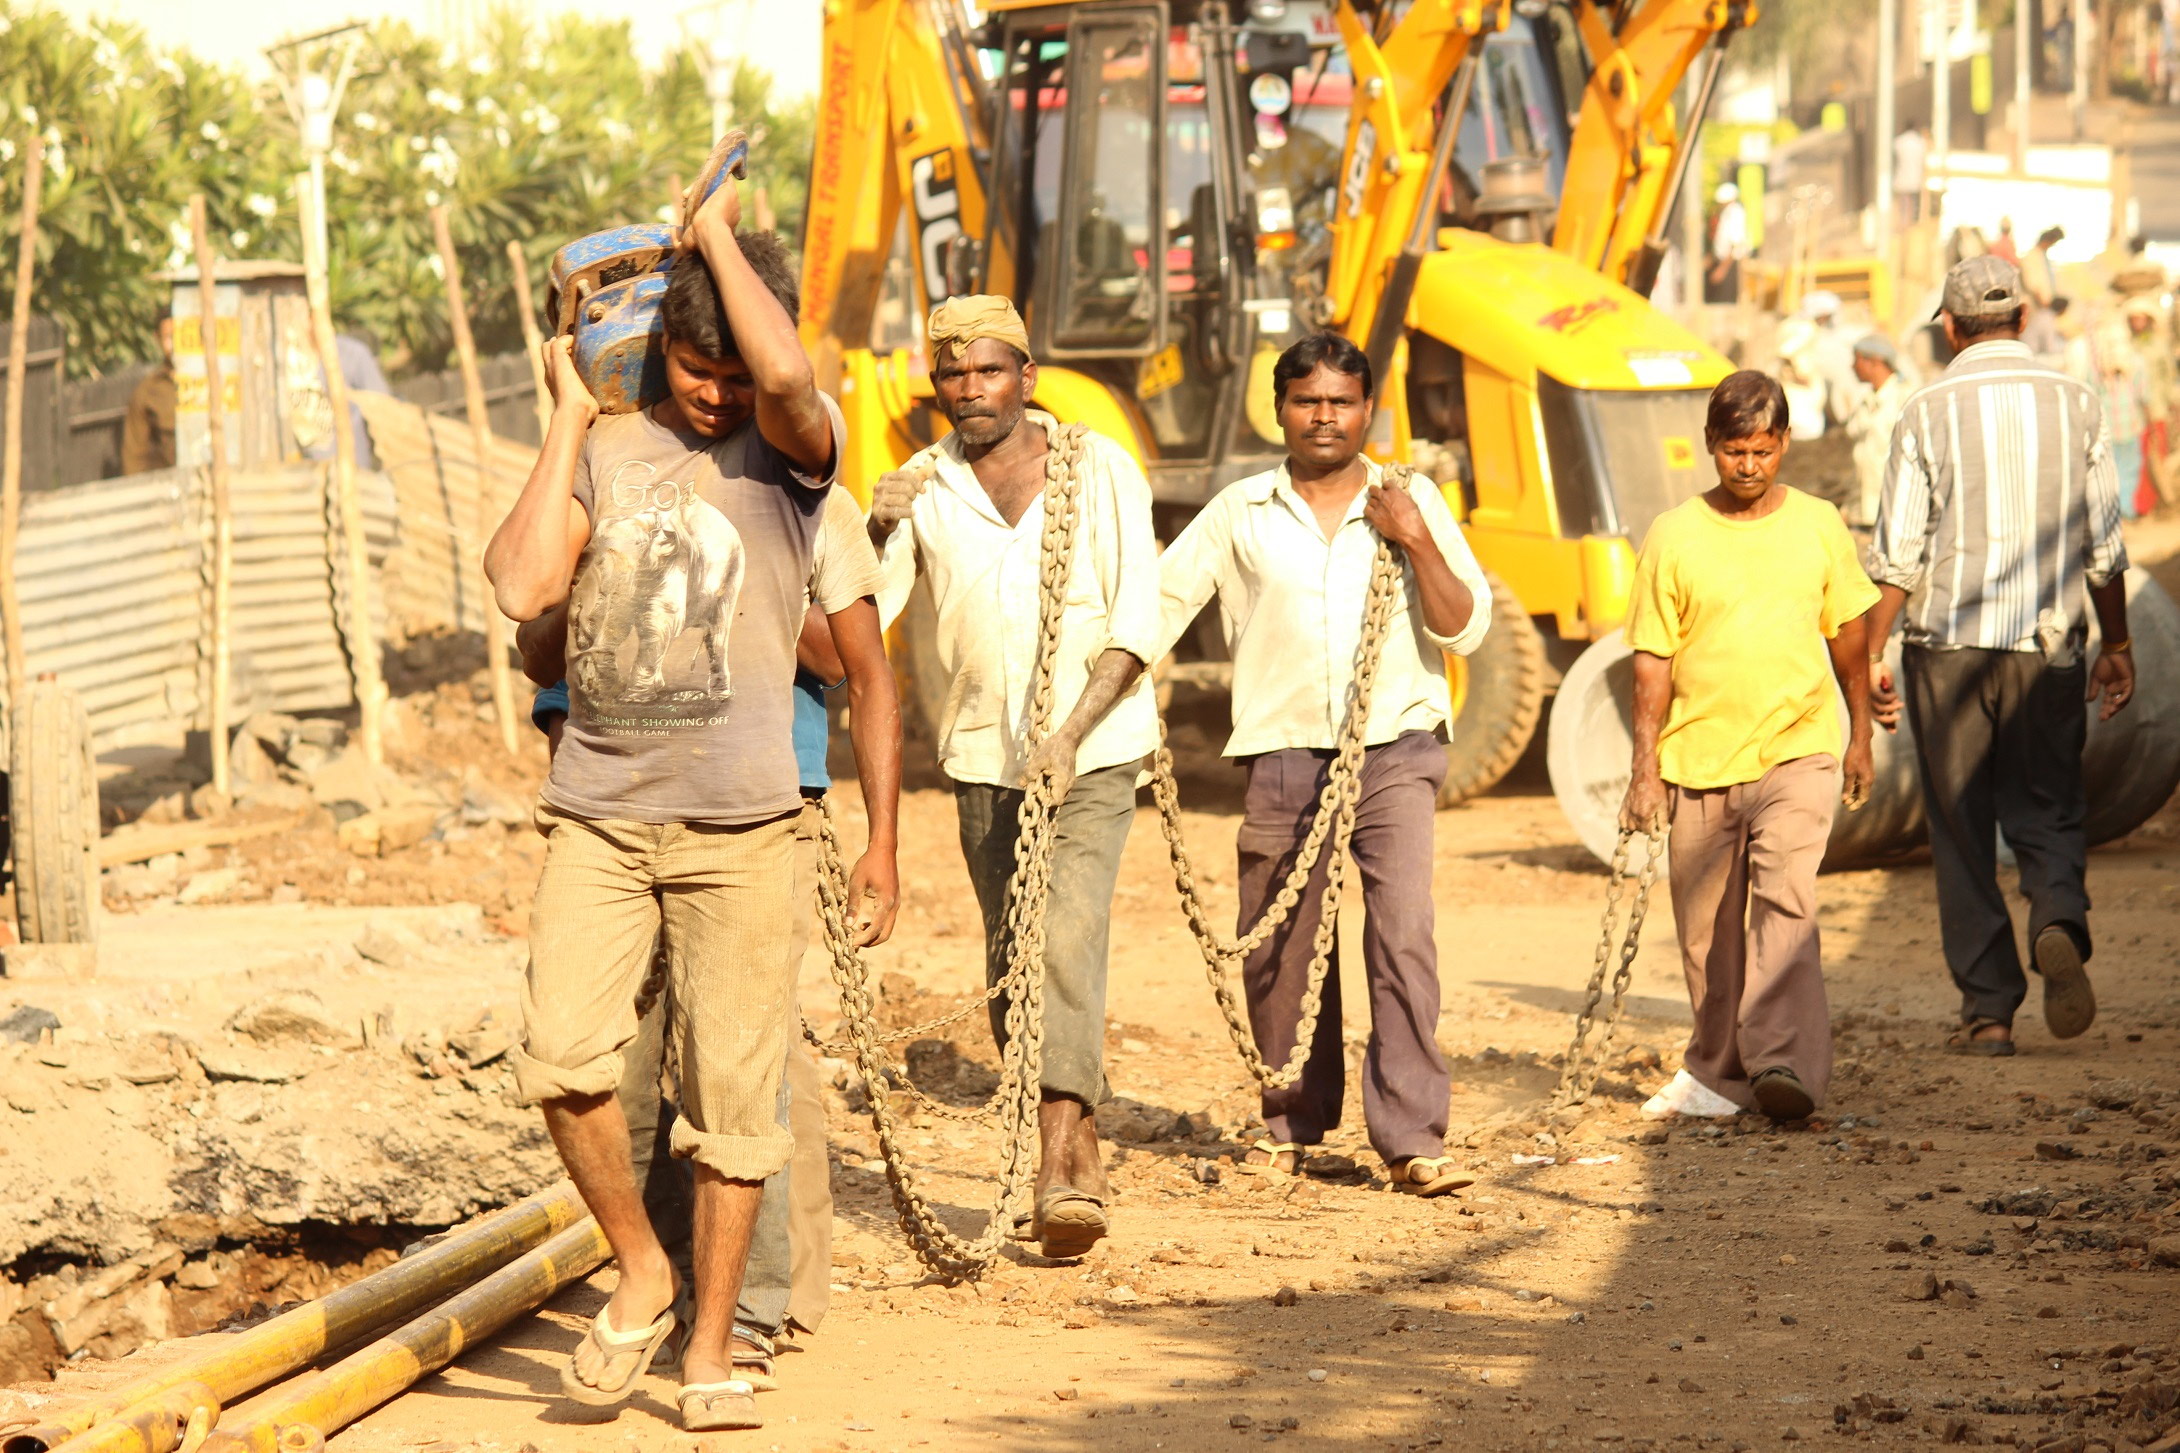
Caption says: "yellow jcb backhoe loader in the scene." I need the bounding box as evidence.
[800,0,1752,802]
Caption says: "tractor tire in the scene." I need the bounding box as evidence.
[8,680,101,944]
[1437,568,1546,807]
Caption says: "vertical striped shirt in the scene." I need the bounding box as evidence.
[1869,338,2130,654]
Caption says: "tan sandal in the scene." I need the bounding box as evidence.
[1388,1155,1476,1198]
[559,1302,676,1406]
[679,1378,762,1431]
[1236,1138,1303,1177]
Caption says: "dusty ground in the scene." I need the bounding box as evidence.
[3,531,2178,1452]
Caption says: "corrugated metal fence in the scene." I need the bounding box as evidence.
[0,395,528,754]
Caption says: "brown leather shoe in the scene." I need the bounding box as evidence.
[1750,1066,1815,1121]
[2034,925,2096,1040]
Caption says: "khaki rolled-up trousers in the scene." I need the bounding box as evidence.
[512,803,797,1181]
[1666,753,1840,1109]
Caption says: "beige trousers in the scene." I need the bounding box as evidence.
[1666,754,1840,1109]
[513,803,797,1181]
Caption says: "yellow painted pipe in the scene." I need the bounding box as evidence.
[11,1183,586,1453]
[196,1218,610,1453]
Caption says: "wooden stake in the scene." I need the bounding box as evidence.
[505,239,551,442]
[298,178,386,765]
[1,135,44,711]
[432,205,517,754]
[189,195,234,798]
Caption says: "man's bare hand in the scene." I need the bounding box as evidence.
[869,465,931,538]
[1841,736,1874,811]
[543,335,597,421]
[1619,769,1668,835]
[847,850,900,948]
[1024,730,1082,807]
[1869,658,1902,732]
[678,170,741,251]
[2088,645,2136,721]
[1364,481,1431,552]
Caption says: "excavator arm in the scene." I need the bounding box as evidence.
[1322,0,1505,342]
[1549,0,1757,290]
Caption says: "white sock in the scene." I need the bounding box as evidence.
[1640,1067,1741,1120]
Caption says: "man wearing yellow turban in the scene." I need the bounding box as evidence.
[871,295,1161,1260]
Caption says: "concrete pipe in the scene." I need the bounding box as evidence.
[1547,573,2180,873]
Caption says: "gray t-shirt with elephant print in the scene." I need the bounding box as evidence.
[541,393,878,825]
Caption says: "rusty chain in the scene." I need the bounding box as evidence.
[1550,825,1666,1109]
[1146,464,1413,1090]
[808,423,1088,1279]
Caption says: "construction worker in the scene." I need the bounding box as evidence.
[1620,369,1878,1123]
[1155,332,1492,1196]
[1843,334,1909,527]
[867,295,1160,1260]
[1867,255,2135,1058]
[516,483,879,1395]
[482,176,900,1435]
[121,315,177,476]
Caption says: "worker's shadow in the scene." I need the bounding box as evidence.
[1473,979,1691,1025]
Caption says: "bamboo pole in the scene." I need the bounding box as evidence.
[195,1219,610,1453]
[431,205,517,754]
[296,180,385,765]
[2,135,45,712]
[188,196,233,798]
[12,1183,586,1453]
[504,240,551,442]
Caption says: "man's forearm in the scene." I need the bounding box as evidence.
[1052,649,1145,745]
[1866,583,1909,658]
[516,605,570,687]
[829,600,901,851]
[486,403,591,620]
[1829,616,1874,740]
[2089,574,2131,645]
[1402,534,1477,641]
[1629,651,1672,781]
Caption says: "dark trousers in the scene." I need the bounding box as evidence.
[955,760,1140,1108]
[1902,644,2091,1026]
[1238,730,1448,1164]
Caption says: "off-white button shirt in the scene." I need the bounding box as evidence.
[1155,459,1492,757]
[877,412,1162,787]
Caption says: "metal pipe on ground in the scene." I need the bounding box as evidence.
[1547,573,2180,875]
[9,1182,586,1453]
[196,1219,609,1453]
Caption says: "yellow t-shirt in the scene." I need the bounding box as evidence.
[1623,487,1880,791]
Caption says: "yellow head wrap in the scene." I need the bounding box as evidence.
[927,294,1032,364]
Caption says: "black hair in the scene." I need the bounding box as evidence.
[1950,306,2025,341]
[1272,332,1372,408]
[1703,369,1790,448]
[660,230,800,359]
[2037,226,2065,249]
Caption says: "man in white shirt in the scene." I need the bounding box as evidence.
[1843,333,1909,526]
[1156,333,1493,1197]
[1893,126,1929,227]
[869,295,1160,1259]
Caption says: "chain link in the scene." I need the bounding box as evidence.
[808,424,1089,1279]
[1146,465,1413,1089]
[1551,826,1666,1108]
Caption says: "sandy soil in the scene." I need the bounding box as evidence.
[4,530,2178,1453]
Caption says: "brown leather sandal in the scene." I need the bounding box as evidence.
[1944,1017,2017,1057]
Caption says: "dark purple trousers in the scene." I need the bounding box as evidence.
[1236,730,1449,1163]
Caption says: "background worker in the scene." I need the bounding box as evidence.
[867,295,1161,1261]
[1155,332,1492,1197]
[482,175,899,1434]
[516,481,877,1394]
[1867,256,2135,1058]
[1844,334,1909,527]
[121,314,177,476]
[1621,370,1878,1124]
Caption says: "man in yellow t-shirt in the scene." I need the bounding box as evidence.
[1619,370,1880,1123]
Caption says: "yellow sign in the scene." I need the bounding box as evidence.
[175,372,243,414]
[1137,343,1183,401]
[1971,53,1993,115]
[174,315,242,354]
[1663,436,1697,470]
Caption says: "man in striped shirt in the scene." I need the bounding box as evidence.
[1866,255,2137,1057]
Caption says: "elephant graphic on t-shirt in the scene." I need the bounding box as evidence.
[571,464,745,705]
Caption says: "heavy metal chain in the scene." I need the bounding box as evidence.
[1147,464,1413,1090]
[809,424,1089,1279]
[1551,825,1666,1109]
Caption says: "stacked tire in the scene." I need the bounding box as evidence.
[9,678,99,944]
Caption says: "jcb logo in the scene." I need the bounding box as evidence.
[911,149,962,308]
[1342,121,1376,219]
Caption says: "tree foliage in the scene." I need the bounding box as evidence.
[0,3,814,378]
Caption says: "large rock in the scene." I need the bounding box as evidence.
[226,990,352,1047]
